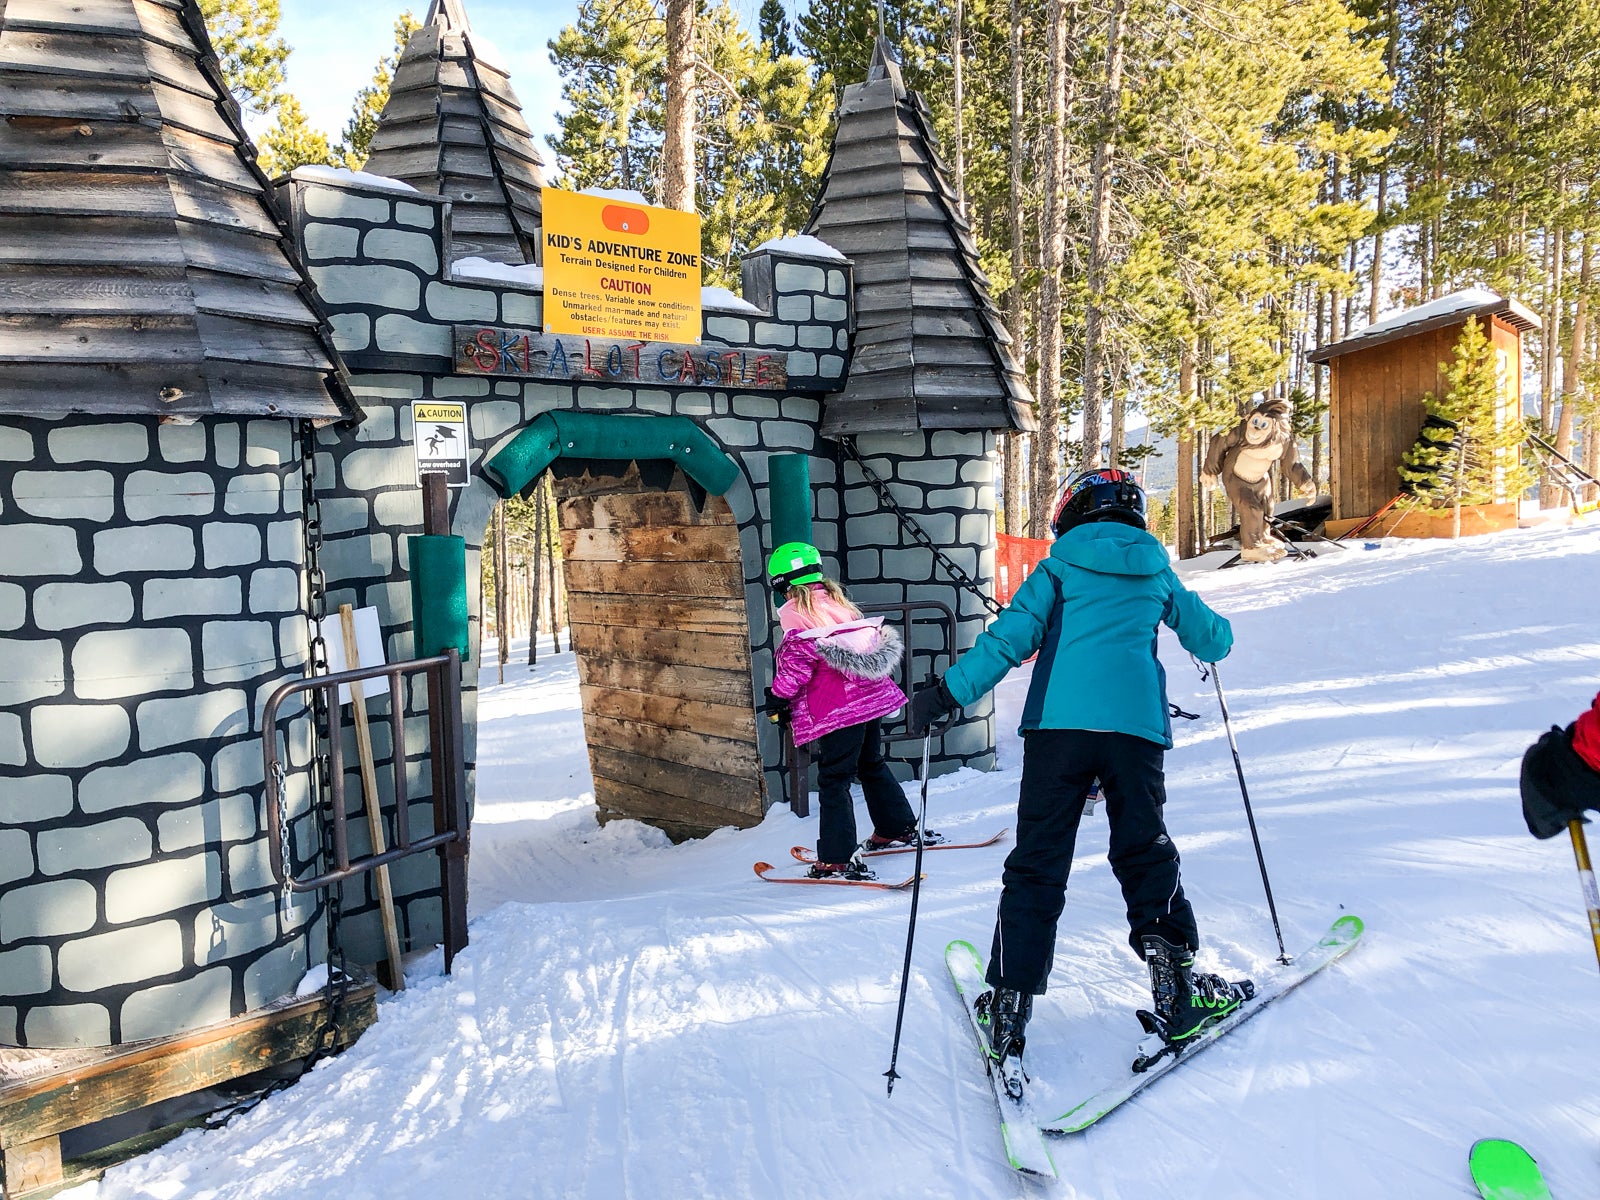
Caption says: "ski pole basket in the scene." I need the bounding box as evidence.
[262,649,470,967]
[781,600,958,816]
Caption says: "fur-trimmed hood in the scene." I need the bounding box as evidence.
[796,618,903,681]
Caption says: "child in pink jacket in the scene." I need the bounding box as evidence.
[769,551,919,879]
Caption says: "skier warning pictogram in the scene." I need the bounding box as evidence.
[412,401,470,488]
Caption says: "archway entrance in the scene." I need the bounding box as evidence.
[482,415,767,841]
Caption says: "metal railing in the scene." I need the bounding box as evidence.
[780,599,958,817]
[262,650,469,964]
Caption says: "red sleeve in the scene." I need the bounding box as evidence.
[1573,691,1600,773]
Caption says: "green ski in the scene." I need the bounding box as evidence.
[945,940,1057,1178]
[1470,1139,1553,1200]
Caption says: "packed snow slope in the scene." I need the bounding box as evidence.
[79,525,1600,1199]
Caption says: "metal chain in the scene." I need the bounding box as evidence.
[840,438,1005,619]
[297,421,347,1055]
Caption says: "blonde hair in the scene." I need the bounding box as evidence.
[787,578,861,623]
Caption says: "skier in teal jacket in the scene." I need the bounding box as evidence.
[909,468,1247,1073]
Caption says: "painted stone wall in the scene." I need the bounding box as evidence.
[0,417,317,1048]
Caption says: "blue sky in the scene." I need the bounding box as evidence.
[276,0,774,165]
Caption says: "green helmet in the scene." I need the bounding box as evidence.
[767,541,824,592]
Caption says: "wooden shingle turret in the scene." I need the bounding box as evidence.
[364,0,545,266]
[805,39,1034,436]
[0,0,353,421]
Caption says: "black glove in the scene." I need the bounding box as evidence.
[908,678,959,736]
[764,687,791,721]
[1521,724,1600,839]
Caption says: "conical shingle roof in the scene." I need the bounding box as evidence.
[805,39,1034,436]
[364,0,545,266]
[0,0,354,421]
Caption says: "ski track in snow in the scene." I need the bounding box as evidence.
[72,524,1600,1199]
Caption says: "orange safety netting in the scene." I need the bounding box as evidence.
[995,533,1052,607]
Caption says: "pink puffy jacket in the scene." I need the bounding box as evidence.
[771,617,908,745]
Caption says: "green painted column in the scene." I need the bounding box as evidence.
[768,453,813,548]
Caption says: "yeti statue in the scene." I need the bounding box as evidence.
[1201,398,1313,562]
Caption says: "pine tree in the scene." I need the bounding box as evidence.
[199,0,291,117]
[759,0,795,58]
[258,94,342,176]
[342,11,422,169]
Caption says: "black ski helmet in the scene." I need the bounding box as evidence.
[1051,468,1147,536]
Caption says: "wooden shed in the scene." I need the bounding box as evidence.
[1308,288,1540,532]
[363,0,545,266]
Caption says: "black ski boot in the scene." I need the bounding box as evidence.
[975,987,1032,1098]
[1137,934,1253,1051]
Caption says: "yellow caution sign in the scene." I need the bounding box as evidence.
[542,189,703,344]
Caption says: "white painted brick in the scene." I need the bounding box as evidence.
[0,827,32,886]
[303,221,360,259]
[73,628,193,700]
[136,689,248,753]
[0,582,23,630]
[426,281,496,322]
[25,1004,110,1047]
[157,422,207,463]
[242,937,309,1011]
[144,576,242,618]
[8,774,73,823]
[0,637,63,705]
[375,313,450,356]
[313,263,420,310]
[58,920,185,991]
[124,470,216,520]
[366,227,439,273]
[0,945,51,996]
[224,474,282,516]
[395,201,437,228]
[120,968,234,1042]
[432,377,490,398]
[501,292,542,327]
[814,296,848,322]
[48,424,148,464]
[200,621,278,685]
[37,816,152,875]
[774,262,826,293]
[197,892,281,965]
[303,185,390,222]
[79,751,205,812]
[0,877,97,940]
[104,854,220,924]
[2,524,82,575]
[0,426,34,460]
[95,524,194,575]
[0,713,22,766]
[202,522,263,569]
[330,311,371,352]
[12,470,115,520]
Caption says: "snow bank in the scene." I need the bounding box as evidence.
[700,285,763,315]
[451,257,544,289]
[754,233,849,261]
[289,165,418,193]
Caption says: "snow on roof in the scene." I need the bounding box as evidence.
[451,257,544,289]
[753,233,849,262]
[701,286,763,315]
[290,165,419,194]
[1355,287,1505,340]
[579,187,652,205]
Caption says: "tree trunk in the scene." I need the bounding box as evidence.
[493,501,509,684]
[545,475,564,654]
[1003,0,1028,534]
[1079,0,1127,471]
[1031,0,1069,537]
[1175,340,1197,558]
[528,480,545,667]
[661,0,697,212]
[1558,232,1589,493]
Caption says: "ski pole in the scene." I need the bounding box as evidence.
[1566,820,1600,977]
[884,728,932,1095]
[1204,660,1292,964]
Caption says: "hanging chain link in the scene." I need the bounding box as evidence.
[297,421,347,1055]
[841,438,1005,618]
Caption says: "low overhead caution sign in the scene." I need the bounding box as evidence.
[412,401,470,488]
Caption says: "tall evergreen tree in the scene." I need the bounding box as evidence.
[342,11,422,169]
[199,0,290,117]
[759,0,795,58]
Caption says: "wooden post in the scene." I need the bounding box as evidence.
[338,603,405,993]
[544,474,563,654]
[421,472,469,969]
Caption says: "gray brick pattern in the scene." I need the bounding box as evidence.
[0,417,316,1047]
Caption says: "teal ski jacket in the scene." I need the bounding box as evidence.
[945,523,1232,747]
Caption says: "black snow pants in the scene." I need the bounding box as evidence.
[814,718,916,864]
[985,728,1199,995]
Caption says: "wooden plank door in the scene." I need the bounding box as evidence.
[556,468,767,841]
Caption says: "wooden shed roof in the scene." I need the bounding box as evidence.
[1307,287,1542,364]
[0,0,355,422]
[363,0,545,266]
[804,39,1034,437]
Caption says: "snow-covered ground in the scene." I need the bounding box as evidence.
[75,524,1600,1198]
